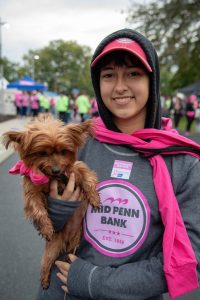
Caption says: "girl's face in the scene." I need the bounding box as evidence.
[99,57,150,133]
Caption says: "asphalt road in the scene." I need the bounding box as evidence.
[1,153,200,300]
[0,154,44,300]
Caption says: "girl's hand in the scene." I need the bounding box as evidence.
[55,254,78,293]
[50,173,80,201]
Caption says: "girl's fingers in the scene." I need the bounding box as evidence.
[49,173,80,201]
[49,179,60,199]
[56,272,67,285]
[61,173,76,200]
[61,285,68,293]
[55,261,70,272]
[68,254,78,262]
[69,186,81,202]
[57,267,67,277]
[56,256,77,293]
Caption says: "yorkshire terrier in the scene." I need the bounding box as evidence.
[2,115,100,288]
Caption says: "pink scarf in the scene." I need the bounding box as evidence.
[9,160,49,185]
[94,117,199,298]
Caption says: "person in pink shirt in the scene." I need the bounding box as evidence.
[21,91,30,117]
[30,91,40,117]
[185,95,197,135]
[14,91,23,117]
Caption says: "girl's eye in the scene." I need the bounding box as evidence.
[101,73,113,78]
[129,71,141,77]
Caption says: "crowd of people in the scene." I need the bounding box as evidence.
[13,90,99,123]
[162,93,200,135]
[14,89,200,137]
[14,90,54,118]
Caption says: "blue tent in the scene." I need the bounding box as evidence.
[7,76,46,91]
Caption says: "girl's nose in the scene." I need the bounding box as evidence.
[114,76,128,94]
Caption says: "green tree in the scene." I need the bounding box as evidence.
[1,57,23,82]
[160,66,174,96]
[23,40,93,95]
[127,0,200,92]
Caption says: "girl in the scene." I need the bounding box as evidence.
[36,29,200,300]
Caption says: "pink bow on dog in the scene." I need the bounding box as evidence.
[9,160,49,185]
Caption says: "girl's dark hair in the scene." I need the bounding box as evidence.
[96,50,147,70]
[91,29,161,131]
[95,50,150,95]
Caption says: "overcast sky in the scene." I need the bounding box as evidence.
[0,0,138,63]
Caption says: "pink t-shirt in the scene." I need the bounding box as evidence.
[30,95,39,109]
[21,94,30,107]
[15,92,22,107]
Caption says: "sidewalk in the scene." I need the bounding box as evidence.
[0,118,30,164]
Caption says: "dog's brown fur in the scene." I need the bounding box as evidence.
[2,115,100,288]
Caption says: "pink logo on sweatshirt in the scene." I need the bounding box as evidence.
[84,180,150,257]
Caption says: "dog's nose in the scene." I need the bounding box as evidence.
[52,167,61,175]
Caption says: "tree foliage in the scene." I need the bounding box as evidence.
[2,40,93,95]
[127,0,200,93]
[2,58,24,82]
[23,40,93,95]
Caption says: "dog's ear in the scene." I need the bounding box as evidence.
[65,119,94,147]
[2,131,24,149]
[78,119,94,137]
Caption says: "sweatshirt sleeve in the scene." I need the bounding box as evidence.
[172,157,200,279]
[67,253,167,300]
[47,197,80,232]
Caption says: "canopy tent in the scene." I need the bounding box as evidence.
[179,81,200,96]
[7,76,46,91]
[0,77,9,89]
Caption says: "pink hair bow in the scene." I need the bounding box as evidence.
[9,160,49,185]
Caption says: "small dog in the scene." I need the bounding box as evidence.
[2,115,100,288]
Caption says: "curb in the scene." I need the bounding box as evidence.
[0,148,14,165]
[0,118,30,165]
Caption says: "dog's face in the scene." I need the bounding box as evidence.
[3,116,94,178]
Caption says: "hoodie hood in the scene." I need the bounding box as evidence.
[90,28,161,131]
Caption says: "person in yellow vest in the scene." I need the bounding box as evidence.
[38,92,50,113]
[56,93,69,123]
[43,95,50,113]
[76,91,91,122]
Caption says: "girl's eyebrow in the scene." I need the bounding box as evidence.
[127,64,142,69]
[101,66,114,71]
[101,64,142,71]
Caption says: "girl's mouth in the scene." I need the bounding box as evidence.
[112,96,134,105]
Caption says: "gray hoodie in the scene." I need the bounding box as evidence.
[36,29,200,300]
[46,139,200,300]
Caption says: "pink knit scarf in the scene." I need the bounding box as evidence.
[94,117,200,298]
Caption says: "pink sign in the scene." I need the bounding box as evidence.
[84,179,150,257]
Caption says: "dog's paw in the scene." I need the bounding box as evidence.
[41,276,50,289]
[40,226,54,241]
[94,193,101,207]
[90,190,100,207]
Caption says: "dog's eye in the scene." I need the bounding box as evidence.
[38,151,48,156]
[61,149,68,155]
